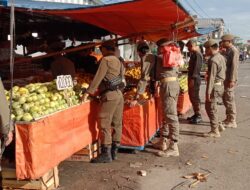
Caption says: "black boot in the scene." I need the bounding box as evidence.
[187,114,196,121]
[111,142,119,160]
[189,114,202,124]
[91,145,112,163]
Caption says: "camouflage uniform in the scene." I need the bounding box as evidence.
[87,55,124,146]
[136,54,180,142]
[223,46,239,125]
[205,53,226,132]
[188,51,203,117]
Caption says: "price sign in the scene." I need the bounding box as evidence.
[56,75,73,90]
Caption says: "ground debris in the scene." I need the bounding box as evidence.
[121,175,132,181]
[227,149,239,154]
[129,162,143,168]
[201,155,209,159]
[185,161,192,166]
[174,171,211,189]
[137,170,147,176]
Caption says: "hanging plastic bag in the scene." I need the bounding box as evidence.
[160,44,184,68]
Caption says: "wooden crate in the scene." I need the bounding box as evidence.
[66,141,99,162]
[1,167,59,190]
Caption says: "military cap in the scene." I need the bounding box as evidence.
[137,41,149,51]
[101,40,116,49]
[221,34,234,41]
[156,38,169,46]
[186,39,197,46]
[204,39,218,48]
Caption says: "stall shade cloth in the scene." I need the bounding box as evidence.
[22,0,198,41]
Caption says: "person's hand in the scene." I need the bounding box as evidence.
[5,131,13,146]
[81,93,89,102]
[130,100,138,107]
[228,81,236,88]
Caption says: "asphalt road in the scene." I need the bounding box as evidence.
[59,60,250,190]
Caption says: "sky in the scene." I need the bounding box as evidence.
[179,0,250,43]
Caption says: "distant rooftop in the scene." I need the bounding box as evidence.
[197,18,225,28]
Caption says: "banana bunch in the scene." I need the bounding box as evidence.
[179,63,188,72]
[178,75,188,93]
[125,67,141,80]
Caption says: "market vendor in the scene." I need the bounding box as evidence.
[82,40,125,163]
[46,41,76,79]
[0,78,14,170]
[76,44,99,75]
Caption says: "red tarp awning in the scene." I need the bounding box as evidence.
[27,0,198,41]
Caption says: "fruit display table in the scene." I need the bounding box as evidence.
[15,101,99,180]
[15,95,190,179]
[177,91,192,115]
[121,98,160,150]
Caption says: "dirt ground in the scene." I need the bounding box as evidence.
[57,61,250,190]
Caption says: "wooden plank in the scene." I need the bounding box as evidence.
[41,168,54,183]
[2,179,42,189]
[1,168,16,179]
[2,167,59,190]
[67,151,98,162]
[53,167,60,188]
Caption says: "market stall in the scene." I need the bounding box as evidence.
[15,101,99,179]
[0,0,201,184]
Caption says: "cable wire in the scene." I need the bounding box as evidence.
[182,0,203,18]
[192,0,210,18]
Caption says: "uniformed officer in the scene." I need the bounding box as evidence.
[203,39,226,137]
[131,39,180,157]
[130,41,169,151]
[0,78,14,170]
[186,39,203,124]
[82,40,124,163]
[220,34,239,129]
[156,39,180,157]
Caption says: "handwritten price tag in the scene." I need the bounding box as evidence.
[56,75,73,90]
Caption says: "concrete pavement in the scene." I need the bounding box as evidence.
[59,61,250,190]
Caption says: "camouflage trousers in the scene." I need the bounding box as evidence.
[205,85,223,130]
[160,81,180,142]
[188,78,201,115]
[223,86,236,122]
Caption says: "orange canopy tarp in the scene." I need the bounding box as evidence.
[28,0,198,41]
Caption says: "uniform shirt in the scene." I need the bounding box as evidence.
[87,55,124,95]
[137,54,179,95]
[206,52,226,96]
[225,46,239,82]
[188,51,203,79]
[51,55,76,79]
